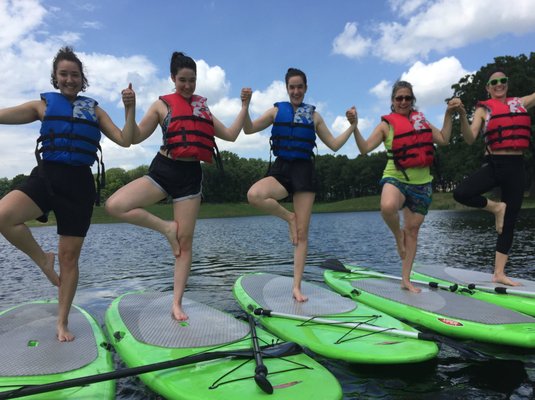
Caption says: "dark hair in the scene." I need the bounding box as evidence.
[170,52,197,77]
[390,80,416,112]
[285,68,307,87]
[50,46,88,91]
[486,68,507,83]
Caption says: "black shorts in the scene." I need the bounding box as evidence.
[267,157,317,194]
[146,152,203,201]
[17,162,96,237]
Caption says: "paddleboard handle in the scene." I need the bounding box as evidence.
[254,308,272,317]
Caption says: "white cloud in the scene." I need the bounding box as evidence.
[332,22,372,59]
[195,59,230,104]
[249,81,287,116]
[400,57,471,108]
[370,57,470,108]
[339,0,535,64]
[0,0,46,49]
[388,0,427,17]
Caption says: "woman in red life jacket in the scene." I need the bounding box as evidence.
[105,52,252,321]
[243,68,357,302]
[0,47,136,341]
[352,80,461,293]
[454,69,535,286]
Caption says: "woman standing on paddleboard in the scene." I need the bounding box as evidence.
[0,47,136,341]
[243,68,356,302]
[105,52,252,321]
[352,80,460,293]
[454,69,535,286]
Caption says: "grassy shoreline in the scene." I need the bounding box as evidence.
[27,192,535,227]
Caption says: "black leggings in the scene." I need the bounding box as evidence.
[453,155,525,255]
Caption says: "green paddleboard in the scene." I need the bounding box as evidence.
[0,300,115,399]
[233,273,438,364]
[105,291,342,400]
[412,263,535,317]
[324,265,535,348]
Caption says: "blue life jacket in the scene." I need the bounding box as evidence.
[270,101,316,160]
[37,92,102,166]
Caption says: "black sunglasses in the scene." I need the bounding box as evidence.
[487,77,508,86]
[394,95,413,102]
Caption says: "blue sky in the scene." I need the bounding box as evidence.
[1,0,534,179]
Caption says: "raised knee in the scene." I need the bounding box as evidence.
[104,198,121,217]
[247,189,261,206]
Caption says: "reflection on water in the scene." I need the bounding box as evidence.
[1,209,534,399]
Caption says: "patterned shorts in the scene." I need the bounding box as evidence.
[380,177,433,216]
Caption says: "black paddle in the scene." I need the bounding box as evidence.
[0,342,299,399]
[320,258,459,292]
[247,314,274,394]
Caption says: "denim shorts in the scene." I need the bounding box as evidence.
[380,177,432,215]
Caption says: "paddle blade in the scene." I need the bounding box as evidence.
[320,258,347,272]
[420,332,491,362]
[255,374,274,394]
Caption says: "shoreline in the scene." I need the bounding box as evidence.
[25,192,535,227]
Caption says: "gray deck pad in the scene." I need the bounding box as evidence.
[414,264,535,292]
[240,273,357,316]
[117,292,249,348]
[349,278,535,325]
[0,303,97,376]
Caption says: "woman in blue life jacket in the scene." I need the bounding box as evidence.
[0,47,136,341]
[454,70,535,286]
[105,52,252,321]
[352,80,461,293]
[243,68,357,302]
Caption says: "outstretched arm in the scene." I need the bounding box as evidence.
[98,83,137,147]
[213,87,252,142]
[458,104,485,145]
[314,110,355,152]
[522,90,535,110]
[0,100,44,124]
[431,98,463,146]
[353,119,387,156]
[243,105,277,134]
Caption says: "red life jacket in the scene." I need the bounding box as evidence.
[159,93,216,162]
[382,111,434,170]
[477,98,532,152]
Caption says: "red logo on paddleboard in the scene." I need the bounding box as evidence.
[273,381,302,389]
[438,318,463,327]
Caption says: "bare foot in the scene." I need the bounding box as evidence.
[395,229,406,260]
[288,213,298,246]
[401,281,422,293]
[40,252,60,287]
[172,304,189,321]
[293,287,308,302]
[494,202,506,235]
[57,323,75,342]
[493,273,521,287]
[164,221,180,257]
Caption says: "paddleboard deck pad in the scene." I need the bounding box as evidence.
[324,266,535,348]
[413,264,535,316]
[105,291,342,400]
[0,301,114,399]
[233,273,438,364]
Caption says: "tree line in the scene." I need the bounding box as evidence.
[1,53,534,202]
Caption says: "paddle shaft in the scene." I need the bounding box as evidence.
[247,314,274,394]
[254,308,421,341]
[253,308,491,361]
[321,259,459,292]
[465,283,535,298]
[0,343,294,399]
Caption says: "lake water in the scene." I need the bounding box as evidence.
[1,209,534,399]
